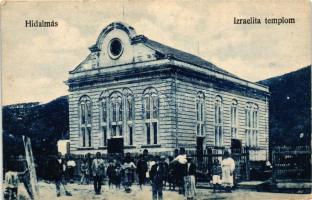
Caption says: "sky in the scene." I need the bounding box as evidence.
[1,0,311,105]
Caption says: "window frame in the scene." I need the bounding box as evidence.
[230,99,238,139]
[109,92,123,138]
[123,88,135,146]
[214,95,223,147]
[79,95,93,148]
[245,103,259,147]
[196,91,205,137]
[100,89,135,147]
[99,91,109,147]
[143,87,159,145]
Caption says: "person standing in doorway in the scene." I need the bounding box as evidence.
[92,152,105,195]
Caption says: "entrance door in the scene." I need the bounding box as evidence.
[196,137,204,162]
[107,137,124,154]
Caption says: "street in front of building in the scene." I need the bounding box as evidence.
[17,181,311,200]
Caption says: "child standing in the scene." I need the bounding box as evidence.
[212,159,222,193]
[80,158,88,185]
[114,162,122,189]
[122,154,136,193]
[106,160,116,188]
[4,170,19,200]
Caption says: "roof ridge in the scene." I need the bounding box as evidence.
[135,36,239,78]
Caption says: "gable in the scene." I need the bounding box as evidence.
[71,22,158,73]
[71,21,241,80]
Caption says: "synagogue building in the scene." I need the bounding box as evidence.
[66,22,269,161]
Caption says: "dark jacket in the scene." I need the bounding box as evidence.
[49,157,65,180]
[106,165,115,179]
[187,163,196,176]
[136,159,148,176]
[176,162,188,178]
[212,165,222,176]
[163,162,169,178]
[168,162,176,179]
[150,162,167,186]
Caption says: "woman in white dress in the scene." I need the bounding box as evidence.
[221,150,235,192]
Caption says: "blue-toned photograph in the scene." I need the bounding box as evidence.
[1,1,311,199]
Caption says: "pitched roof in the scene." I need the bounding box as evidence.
[140,37,239,78]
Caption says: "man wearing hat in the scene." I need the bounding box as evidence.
[150,155,167,200]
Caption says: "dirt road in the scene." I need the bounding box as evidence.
[17,181,311,200]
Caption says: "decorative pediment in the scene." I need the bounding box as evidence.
[89,21,137,52]
[71,22,157,73]
[70,21,240,81]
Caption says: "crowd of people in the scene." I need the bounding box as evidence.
[4,148,236,200]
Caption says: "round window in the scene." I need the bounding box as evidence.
[108,38,123,59]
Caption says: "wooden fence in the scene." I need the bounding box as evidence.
[272,146,311,182]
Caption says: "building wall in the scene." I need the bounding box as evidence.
[69,70,269,161]
[68,75,178,155]
[174,77,269,160]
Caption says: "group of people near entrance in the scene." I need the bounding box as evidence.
[4,148,235,200]
[211,150,236,193]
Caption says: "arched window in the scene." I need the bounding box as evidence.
[196,91,205,136]
[99,91,108,146]
[123,88,135,145]
[109,92,123,137]
[245,103,259,147]
[79,95,92,147]
[214,96,223,146]
[231,99,238,139]
[100,89,135,146]
[143,87,159,145]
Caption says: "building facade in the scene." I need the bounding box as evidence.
[66,22,269,161]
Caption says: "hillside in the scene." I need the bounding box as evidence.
[2,96,69,163]
[259,66,311,147]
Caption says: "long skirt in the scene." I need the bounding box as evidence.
[221,166,234,187]
[184,175,196,198]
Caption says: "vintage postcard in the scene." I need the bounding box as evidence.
[1,0,311,199]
